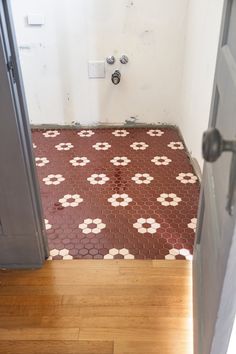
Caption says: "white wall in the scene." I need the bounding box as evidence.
[11,0,189,126]
[178,0,224,168]
[11,0,225,168]
[228,315,236,354]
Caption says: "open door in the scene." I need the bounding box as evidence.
[0,0,48,268]
[193,0,236,353]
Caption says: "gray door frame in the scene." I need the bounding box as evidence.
[193,0,236,353]
[0,0,48,268]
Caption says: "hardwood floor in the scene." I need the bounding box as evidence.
[0,260,193,354]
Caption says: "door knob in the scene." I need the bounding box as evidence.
[202,128,236,162]
[202,128,236,215]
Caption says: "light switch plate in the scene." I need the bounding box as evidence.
[88,61,105,78]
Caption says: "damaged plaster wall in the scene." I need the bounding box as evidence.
[11,0,189,126]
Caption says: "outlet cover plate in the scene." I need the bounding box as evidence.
[88,61,105,78]
[27,13,45,26]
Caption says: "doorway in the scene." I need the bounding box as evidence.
[2,1,236,354]
[9,0,202,261]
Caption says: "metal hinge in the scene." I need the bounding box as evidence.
[0,219,3,235]
[7,56,16,83]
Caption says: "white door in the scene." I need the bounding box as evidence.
[193,0,236,353]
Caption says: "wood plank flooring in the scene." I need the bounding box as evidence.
[0,260,193,354]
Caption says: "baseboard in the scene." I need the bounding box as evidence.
[176,126,202,183]
[190,157,202,182]
[30,122,177,130]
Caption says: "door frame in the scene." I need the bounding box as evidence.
[0,0,48,268]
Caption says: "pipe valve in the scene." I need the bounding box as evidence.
[111,70,121,85]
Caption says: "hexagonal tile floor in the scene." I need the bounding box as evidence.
[32,127,200,260]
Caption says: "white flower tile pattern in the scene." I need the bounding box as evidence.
[59,194,83,207]
[133,218,160,235]
[168,141,184,150]
[92,142,111,150]
[49,248,73,260]
[151,156,172,166]
[43,130,60,138]
[70,156,90,167]
[35,157,49,167]
[44,219,52,230]
[110,156,131,166]
[131,173,154,184]
[147,129,164,137]
[165,248,193,260]
[79,218,106,234]
[176,173,198,184]
[188,218,197,232]
[157,193,182,206]
[87,173,110,185]
[130,142,149,150]
[43,174,65,185]
[104,248,135,259]
[112,129,130,137]
[108,194,132,207]
[77,130,95,137]
[55,142,74,151]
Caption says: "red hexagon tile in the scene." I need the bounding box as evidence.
[32,127,200,260]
